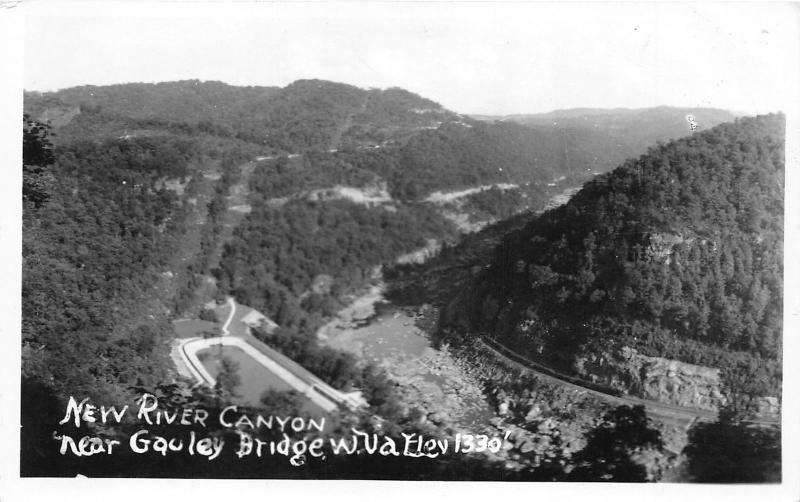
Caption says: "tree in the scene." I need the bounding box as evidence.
[259,389,304,416]
[23,115,55,208]
[214,355,241,398]
[199,308,218,323]
[683,420,781,483]
[201,328,220,339]
[719,358,773,423]
[567,405,663,482]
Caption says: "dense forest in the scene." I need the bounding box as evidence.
[217,197,456,333]
[23,79,458,153]
[22,117,196,401]
[22,79,768,481]
[454,114,784,398]
[19,114,429,479]
[243,112,703,213]
[26,81,735,204]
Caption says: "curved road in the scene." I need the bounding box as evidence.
[478,337,780,426]
[220,296,236,336]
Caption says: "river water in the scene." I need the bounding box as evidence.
[316,186,584,430]
[318,278,494,429]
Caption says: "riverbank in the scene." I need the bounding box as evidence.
[319,297,494,431]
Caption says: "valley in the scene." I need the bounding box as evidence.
[21,79,782,481]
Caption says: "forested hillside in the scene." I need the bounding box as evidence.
[22,79,759,480]
[22,80,749,405]
[217,198,456,334]
[24,80,280,129]
[26,81,735,204]
[24,79,458,152]
[453,114,784,399]
[22,117,195,400]
[388,120,616,200]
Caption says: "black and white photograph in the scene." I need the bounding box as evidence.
[2,1,799,500]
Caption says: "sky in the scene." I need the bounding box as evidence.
[21,2,800,116]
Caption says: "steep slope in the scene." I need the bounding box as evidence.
[451,114,783,406]
[22,118,199,400]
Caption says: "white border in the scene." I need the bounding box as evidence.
[2,2,799,502]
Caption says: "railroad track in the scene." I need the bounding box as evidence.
[477,336,780,426]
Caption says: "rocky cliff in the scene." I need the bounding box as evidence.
[574,346,723,410]
[573,346,781,416]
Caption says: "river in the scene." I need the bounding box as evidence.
[315,185,589,431]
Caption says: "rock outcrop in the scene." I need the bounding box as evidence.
[574,346,724,411]
[575,346,781,416]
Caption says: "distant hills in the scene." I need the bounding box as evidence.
[25,81,741,223]
[24,81,746,269]
[26,80,736,165]
[473,106,737,162]
[23,79,459,152]
[24,80,281,127]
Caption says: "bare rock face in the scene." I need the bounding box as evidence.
[524,403,542,423]
[755,396,781,416]
[497,398,510,416]
[646,232,688,263]
[518,439,537,454]
[645,232,718,266]
[310,274,334,295]
[427,411,448,425]
[574,346,724,411]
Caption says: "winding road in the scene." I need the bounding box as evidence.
[477,336,780,426]
[220,296,235,336]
